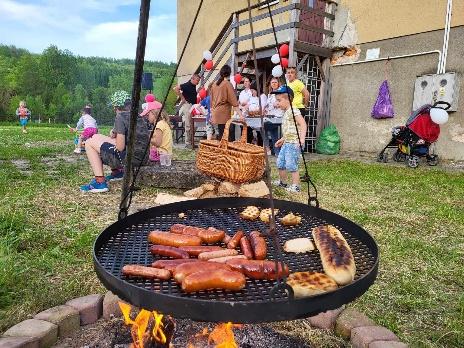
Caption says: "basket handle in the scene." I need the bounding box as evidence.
[219,118,248,147]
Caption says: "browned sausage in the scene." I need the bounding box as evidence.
[239,236,254,259]
[227,230,244,249]
[178,245,223,256]
[208,255,247,263]
[181,269,246,293]
[249,231,267,260]
[183,226,204,236]
[122,265,171,280]
[226,259,289,280]
[148,231,201,247]
[198,227,226,244]
[222,233,232,244]
[173,261,232,283]
[151,259,199,273]
[198,249,238,260]
[170,224,187,234]
[149,245,190,259]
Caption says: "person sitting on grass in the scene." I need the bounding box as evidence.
[271,85,307,193]
[16,100,31,134]
[141,104,173,161]
[80,90,152,193]
[71,105,98,154]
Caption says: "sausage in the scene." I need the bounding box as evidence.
[170,224,187,234]
[182,269,246,293]
[198,249,238,260]
[122,265,171,280]
[222,233,232,244]
[227,230,244,249]
[249,231,267,260]
[183,226,204,236]
[198,227,226,244]
[151,259,199,273]
[178,245,223,256]
[174,261,232,283]
[208,255,248,263]
[226,259,289,280]
[148,231,201,247]
[239,236,254,259]
[149,245,190,259]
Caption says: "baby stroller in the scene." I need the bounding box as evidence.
[377,101,450,168]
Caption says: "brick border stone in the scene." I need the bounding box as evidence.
[66,294,104,325]
[0,336,39,348]
[2,319,58,348]
[34,305,80,338]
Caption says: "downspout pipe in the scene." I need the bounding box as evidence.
[439,0,453,74]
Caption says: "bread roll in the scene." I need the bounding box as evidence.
[312,225,356,285]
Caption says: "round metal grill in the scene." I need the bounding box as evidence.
[94,198,378,323]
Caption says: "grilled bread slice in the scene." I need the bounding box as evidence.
[239,206,260,221]
[283,238,315,253]
[259,208,279,223]
[280,213,302,226]
[287,272,338,298]
[312,225,356,285]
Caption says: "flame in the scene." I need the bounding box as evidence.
[208,322,239,348]
[118,302,167,348]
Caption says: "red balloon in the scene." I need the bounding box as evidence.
[198,88,207,100]
[204,60,214,71]
[281,57,289,68]
[279,44,289,57]
[234,73,242,84]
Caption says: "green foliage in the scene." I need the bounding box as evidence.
[0,44,176,124]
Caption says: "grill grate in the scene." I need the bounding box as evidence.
[94,198,378,323]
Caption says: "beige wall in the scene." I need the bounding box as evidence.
[339,0,464,44]
[177,0,292,83]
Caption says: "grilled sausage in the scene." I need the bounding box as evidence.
[122,265,171,280]
[178,245,223,256]
[198,227,226,244]
[149,245,190,259]
[249,231,267,260]
[239,236,254,259]
[222,233,232,244]
[151,259,199,273]
[227,230,244,249]
[174,261,232,283]
[181,269,246,293]
[198,249,238,260]
[208,255,248,263]
[170,224,187,234]
[226,259,289,280]
[183,226,204,236]
[148,231,201,247]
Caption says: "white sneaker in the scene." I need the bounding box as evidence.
[272,180,287,188]
[73,148,81,154]
[286,184,301,193]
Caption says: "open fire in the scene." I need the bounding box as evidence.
[119,302,240,348]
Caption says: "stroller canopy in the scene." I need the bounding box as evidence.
[407,105,440,143]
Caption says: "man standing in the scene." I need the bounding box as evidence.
[285,67,310,117]
[174,74,200,147]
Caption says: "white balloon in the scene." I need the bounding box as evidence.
[202,50,213,61]
[272,65,283,77]
[430,107,449,125]
[271,53,280,64]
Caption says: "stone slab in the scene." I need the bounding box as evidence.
[369,341,408,348]
[335,308,376,339]
[65,294,103,325]
[308,306,344,330]
[0,337,39,348]
[102,291,124,320]
[3,319,58,348]
[351,326,399,348]
[34,305,80,338]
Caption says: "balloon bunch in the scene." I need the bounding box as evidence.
[271,43,289,77]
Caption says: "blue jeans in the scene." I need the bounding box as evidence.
[264,122,280,156]
[276,142,300,172]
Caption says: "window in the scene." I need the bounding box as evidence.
[259,0,279,9]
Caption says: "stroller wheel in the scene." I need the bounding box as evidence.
[377,152,388,163]
[427,155,439,166]
[407,156,419,168]
[393,150,406,162]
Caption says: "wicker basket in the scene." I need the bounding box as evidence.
[196,119,265,184]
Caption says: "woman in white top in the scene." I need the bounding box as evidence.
[264,77,284,155]
[238,77,253,118]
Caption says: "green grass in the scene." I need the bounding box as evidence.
[0,123,463,347]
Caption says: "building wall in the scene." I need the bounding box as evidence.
[177,0,291,83]
[329,26,464,160]
[339,0,464,44]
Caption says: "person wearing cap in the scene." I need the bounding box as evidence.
[142,93,162,111]
[271,85,307,193]
[140,102,173,160]
[285,67,310,116]
[80,90,152,193]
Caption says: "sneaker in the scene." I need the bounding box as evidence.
[105,170,124,182]
[286,184,301,193]
[272,180,288,188]
[73,148,81,154]
[80,179,109,193]
[22,129,28,134]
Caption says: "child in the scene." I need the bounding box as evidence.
[16,101,31,134]
[140,102,173,158]
[200,85,218,140]
[271,85,307,193]
[72,105,98,154]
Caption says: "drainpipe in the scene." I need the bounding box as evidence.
[439,0,453,74]
[332,50,442,74]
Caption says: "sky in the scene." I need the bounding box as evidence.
[0,0,177,62]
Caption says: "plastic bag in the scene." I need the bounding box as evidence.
[371,80,394,119]
[315,125,340,155]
